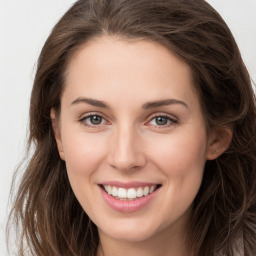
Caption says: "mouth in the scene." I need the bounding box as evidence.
[99,184,162,201]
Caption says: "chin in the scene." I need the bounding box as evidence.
[98,218,162,243]
[106,229,155,242]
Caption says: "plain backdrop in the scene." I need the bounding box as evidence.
[0,1,255,255]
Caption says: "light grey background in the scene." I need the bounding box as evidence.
[0,1,255,255]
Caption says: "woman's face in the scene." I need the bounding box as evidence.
[53,36,220,244]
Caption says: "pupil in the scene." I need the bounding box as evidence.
[156,116,167,125]
[90,115,102,125]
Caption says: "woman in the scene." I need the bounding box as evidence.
[8,0,256,255]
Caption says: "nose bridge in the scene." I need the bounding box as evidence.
[108,123,146,171]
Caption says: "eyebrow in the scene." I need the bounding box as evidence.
[71,97,109,108]
[71,97,188,109]
[142,99,188,109]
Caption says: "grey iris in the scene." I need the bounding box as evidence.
[156,116,168,125]
[90,115,102,125]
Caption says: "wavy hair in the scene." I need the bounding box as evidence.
[8,0,256,255]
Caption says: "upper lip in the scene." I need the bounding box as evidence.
[99,181,161,189]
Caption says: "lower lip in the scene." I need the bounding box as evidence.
[100,186,159,213]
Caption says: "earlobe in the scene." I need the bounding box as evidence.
[50,108,65,161]
[206,127,233,160]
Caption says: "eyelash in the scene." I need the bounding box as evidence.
[147,114,178,128]
[79,113,108,128]
[78,112,178,128]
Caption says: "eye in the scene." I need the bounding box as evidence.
[147,114,177,127]
[79,114,108,127]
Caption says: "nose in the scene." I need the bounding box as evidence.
[107,125,147,172]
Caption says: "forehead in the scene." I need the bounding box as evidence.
[66,35,192,81]
[63,36,199,109]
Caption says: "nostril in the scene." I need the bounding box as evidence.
[107,136,147,171]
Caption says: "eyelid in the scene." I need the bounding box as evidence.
[78,112,110,127]
[78,111,178,128]
[145,112,178,127]
[78,111,105,119]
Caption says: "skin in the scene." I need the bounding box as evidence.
[51,36,231,256]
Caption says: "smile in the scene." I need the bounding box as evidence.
[102,185,159,200]
[99,183,161,213]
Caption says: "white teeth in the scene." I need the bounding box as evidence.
[118,188,127,198]
[112,186,118,196]
[104,185,112,194]
[150,185,157,193]
[106,185,112,194]
[136,187,144,197]
[127,188,137,199]
[143,186,149,196]
[103,185,159,200]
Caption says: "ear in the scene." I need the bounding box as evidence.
[50,108,65,161]
[206,126,233,160]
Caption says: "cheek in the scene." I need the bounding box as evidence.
[147,131,207,223]
[61,127,107,177]
[60,128,107,214]
[146,126,208,214]
[148,131,208,177]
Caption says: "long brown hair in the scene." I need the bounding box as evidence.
[8,0,256,255]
